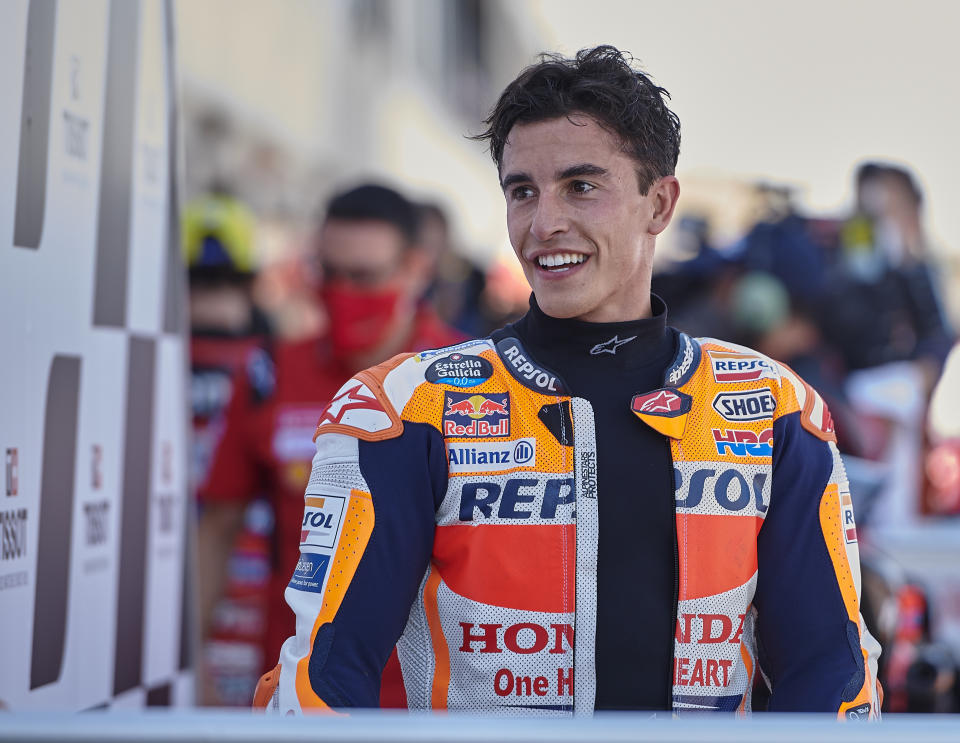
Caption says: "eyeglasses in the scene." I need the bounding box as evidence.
[319,260,401,288]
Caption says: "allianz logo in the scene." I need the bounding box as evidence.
[447,437,536,474]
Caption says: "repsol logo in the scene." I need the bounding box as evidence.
[674,468,768,513]
[459,477,574,521]
[459,621,573,655]
[1,508,27,560]
[495,338,567,394]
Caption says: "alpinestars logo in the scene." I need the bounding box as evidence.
[318,382,380,425]
[590,335,636,355]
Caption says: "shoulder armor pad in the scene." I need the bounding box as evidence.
[776,362,837,442]
[312,353,412,442]
[413,337,493,363]
[697,337,780,385]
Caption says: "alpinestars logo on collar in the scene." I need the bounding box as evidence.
[590,335,637,355]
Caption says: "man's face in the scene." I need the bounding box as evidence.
[500,115,678,322]
[318,219,409,290]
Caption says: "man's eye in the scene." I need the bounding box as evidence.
[510,185,535,201]
[571,181,596,195]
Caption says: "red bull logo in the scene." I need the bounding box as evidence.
[443,392,510,438]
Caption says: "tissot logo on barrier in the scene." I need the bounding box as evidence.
[300,494,346,549]
[1,508,28,560]
[447,438,535,474]
[708,351,777,383]
[712,390,776,422]
[443,392,510,438]
[5,448,17,496]
[426,353,493,387]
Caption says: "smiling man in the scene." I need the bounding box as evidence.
[255,46,882,717]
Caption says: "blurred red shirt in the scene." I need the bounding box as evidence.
[199,305,464,707]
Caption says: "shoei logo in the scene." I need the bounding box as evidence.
[708,351,777,383]
[447,438,535,474]
[712,428,773,458]
[300,495,346,550]
[712,390,776,422]
[426,353,493,387]
[443,392,510,438]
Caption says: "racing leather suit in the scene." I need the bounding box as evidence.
[255,328,882,717]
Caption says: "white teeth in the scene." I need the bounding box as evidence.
[537,253,587,269]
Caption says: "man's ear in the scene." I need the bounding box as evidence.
[648,176,680,236]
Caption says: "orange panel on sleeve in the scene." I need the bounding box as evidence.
[295,490,375,709]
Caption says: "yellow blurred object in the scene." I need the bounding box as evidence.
[182,193,256,274]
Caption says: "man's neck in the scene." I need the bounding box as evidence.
[342,306,417,373]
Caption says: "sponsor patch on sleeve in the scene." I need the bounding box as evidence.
[841,488,857,543]
[288,552,330,593]
[300,495,346,549]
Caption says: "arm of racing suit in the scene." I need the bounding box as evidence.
[255,359,447,712]
[754,365,882,717]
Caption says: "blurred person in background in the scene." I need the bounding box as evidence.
[184,190,270,493]
[826,163,953,376]
[198,183,464,706]
[255,46,880,717]
[183,191,275,706]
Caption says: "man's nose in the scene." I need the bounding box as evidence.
[530,192,568,242]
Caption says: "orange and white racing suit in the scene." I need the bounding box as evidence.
[255,330,882,717]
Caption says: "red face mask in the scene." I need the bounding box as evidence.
[320,281,404,357]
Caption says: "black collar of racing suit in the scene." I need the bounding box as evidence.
[491,294,700,395]
[523,293,669,366]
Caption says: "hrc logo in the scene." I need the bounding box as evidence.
[712,428,773,458]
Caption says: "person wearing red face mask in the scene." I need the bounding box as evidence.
[197,184,463,706]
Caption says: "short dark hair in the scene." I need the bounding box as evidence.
[324,183,419,243]
[856,162,923,207]
[474,45,680,194]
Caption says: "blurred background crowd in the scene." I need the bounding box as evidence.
[174,0,960,714]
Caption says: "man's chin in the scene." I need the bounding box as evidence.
[533,292,590,321]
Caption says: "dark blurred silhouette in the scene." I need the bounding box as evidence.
[183,191,274,706]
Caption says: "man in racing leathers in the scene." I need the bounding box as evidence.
[254,46,881,716]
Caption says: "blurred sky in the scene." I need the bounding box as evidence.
[528,0,960,255]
